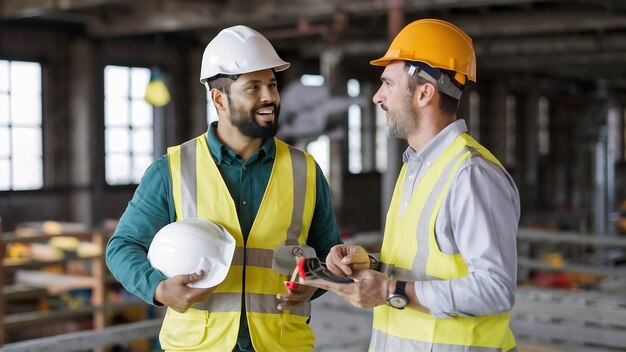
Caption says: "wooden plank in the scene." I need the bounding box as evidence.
[3,307,96,330]
[2,285,48,301]
[1,318,162,352]
[14,270,98,295]
[2,255,101,271]
[1,232,94,244]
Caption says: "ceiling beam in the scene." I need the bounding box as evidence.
[0,0,132,19]
[83,0,596,38]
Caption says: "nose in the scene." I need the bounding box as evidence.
[372,85,384,105]
[260,86,277,103]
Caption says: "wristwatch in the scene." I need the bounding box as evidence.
[387,280,408,309]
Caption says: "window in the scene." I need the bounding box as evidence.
[0,60,43,191]
[375,104,387,173]
[104,65,153,185]
[348,104,362,174]
[300,74,325,87]
[307,135,330,179]
[346,79,364,174]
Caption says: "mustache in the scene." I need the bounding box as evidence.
[380,104,388,112]
[254,102,278,111]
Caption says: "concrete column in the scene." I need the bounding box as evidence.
[68,38,96,225]
[606,104,621,234]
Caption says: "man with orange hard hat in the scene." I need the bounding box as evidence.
[300,19,520,351]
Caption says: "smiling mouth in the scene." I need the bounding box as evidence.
[256,107,275,121]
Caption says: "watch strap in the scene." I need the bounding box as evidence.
[394,280,407,296]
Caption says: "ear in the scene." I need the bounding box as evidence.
[416,82,436,108]
[212,89,228,112]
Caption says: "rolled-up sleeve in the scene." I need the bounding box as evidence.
[105,156,173,305]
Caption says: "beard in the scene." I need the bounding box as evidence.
[385,102,417,139]
[228,101,280,139]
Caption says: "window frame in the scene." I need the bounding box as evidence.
[103,64,156,186]
[0,58,44,191]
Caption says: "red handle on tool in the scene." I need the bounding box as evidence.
[284,257,306,290]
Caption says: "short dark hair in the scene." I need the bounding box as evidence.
[207,74,240,95]
[406,69,461,116]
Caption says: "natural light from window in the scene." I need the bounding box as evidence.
[0,60,43,191]
[375,104,387,173]
[347,79,362,174]
[307,134,330,179]
[104,65,153,185]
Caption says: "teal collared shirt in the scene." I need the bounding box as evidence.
[106,122,341,351]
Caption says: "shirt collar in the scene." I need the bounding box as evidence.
[206,121,276,165]
[402,119,468,164]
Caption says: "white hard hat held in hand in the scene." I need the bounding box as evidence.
[199,25,290,83]
[148,218,236,288]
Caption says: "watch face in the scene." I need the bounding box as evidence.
[388,294,408,309]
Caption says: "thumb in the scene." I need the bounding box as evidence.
[342,254,369,266]
[181,270,205,285]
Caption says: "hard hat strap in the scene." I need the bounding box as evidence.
[405,62,462,100]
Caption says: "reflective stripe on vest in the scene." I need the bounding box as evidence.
[166,135,316,351]
[379,147,475,281]
[372,133,516,352]
[369,328,515,352]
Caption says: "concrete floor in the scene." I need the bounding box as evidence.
[310,292,373,352]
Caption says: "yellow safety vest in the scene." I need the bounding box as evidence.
[161,135,317,352]
[371,133,517,352]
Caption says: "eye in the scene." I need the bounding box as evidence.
[269,83,277,89]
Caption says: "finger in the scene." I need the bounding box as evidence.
[343,254,368,266]
[180,270,205,285]
[277,288,308,301]
[284,281,302,291]
[277,300,305,311]
[299,277,336,291]
[326,257,352,276]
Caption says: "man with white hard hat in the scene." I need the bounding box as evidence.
[106,25,341,352]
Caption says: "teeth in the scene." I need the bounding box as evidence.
[257,108,273,114]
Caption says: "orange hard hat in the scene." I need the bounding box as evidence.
[370,19,476,85]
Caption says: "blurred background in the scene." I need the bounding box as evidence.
[1,0,626,351]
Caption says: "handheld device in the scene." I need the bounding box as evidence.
[297,257,354,283]
[284,257,354,290]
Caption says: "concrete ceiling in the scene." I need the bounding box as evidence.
[3,0,626,90]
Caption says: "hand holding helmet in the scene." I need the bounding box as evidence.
[148,219,237,312]
[148,218,237,288]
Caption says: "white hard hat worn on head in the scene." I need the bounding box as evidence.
[147,218,236,288]
[199,25,290,83]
